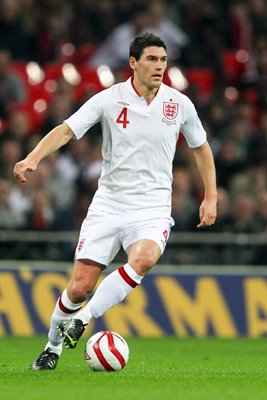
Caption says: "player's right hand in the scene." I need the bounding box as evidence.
[13,159,38,183]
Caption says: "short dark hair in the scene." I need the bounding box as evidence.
[129,33,166,61]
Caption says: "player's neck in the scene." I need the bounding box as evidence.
[131,77,159,105]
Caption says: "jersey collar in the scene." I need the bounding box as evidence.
[126,77,161,98]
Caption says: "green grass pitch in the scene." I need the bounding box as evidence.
[1,336,267,400]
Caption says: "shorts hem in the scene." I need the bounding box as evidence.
[75,255,108,269]
[123,236,164,255]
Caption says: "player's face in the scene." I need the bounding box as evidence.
[130,46,167,90]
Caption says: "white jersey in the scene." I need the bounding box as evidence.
[64,77,206,217]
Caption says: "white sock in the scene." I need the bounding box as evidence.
[46,289,84,354]
[76,263,143,324]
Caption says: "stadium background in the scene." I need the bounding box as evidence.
[0,0,267,337]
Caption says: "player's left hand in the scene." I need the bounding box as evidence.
[197,198,217,229]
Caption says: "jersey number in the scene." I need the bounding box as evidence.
[116,107,129,128]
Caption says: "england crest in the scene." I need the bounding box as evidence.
[163,102,178,120]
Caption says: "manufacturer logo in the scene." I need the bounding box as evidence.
[118,101,129,106]
[84,350,91,360]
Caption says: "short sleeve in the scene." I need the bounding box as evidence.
[64,90,107,139]
[180,96,206,148]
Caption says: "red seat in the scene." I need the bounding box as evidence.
[221,50,248,84]
[10,61,30,100]
[15,102,47,131]
[43,63,64,81]
[70,44,98,65]
[10,61,51,103]
[10,61,28,81]
[184,68,215,99]
[28,82,54,103]
[74,66,106,100]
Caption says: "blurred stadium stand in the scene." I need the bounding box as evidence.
[0,0,267,266]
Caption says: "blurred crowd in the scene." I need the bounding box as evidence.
[0,0,267,263]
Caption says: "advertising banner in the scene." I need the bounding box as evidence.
[0,263,267,337]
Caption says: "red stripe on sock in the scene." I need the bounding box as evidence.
[58,295,82,314]
[118,266,138,288]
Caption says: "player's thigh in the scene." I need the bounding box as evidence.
[123,216,173,274]
[122,216,173,257]
[127,239,162,273]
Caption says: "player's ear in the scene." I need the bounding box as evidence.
[129,56,137,71]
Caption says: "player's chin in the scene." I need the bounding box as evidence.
[151,78,162,87]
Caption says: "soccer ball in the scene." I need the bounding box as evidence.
[84,331,129,372]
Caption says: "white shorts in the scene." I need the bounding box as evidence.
[75,209,174,266]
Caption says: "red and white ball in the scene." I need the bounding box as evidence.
[84,331,129,371]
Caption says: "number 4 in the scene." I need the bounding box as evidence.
[116,107,129,128]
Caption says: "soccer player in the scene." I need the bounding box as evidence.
[13,33,217,370]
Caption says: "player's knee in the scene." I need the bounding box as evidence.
[68,281,94,302]
[129,249,158,275]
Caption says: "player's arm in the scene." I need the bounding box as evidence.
[13,123,74,183]
[191,140,217,228]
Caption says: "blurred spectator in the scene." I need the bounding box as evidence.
[88,5,150,70]
[179,0,227,70]
[253,189,267,265]
[235,99,258,136]
[252,50,267,109]
[229,162,267,199]
[0,139,23,179]
[0,1,267,265]
[225,193,261,264]
[40,91,74,135]
[71,0,117,45]
[220,117,252,161]
[249,0,267,37]
[0,0,31,59]
[9,180,31,220]
[215,138,245,189]
[142,0,189,62]
[23,186,58,259]
[210,187,232,232]
[255,190,267,231]
[54,137,90,184]
[1,108,32,148]
[228,193,261,233]
[203,99,234,136]
[171,167,197,231]
[42,154,76,211]
[0,50,26,118]
[114,0,135,25]
[34,5,71,64]
[0,177,25,228]
[82,140,102,193]
[55,190,93,233]
[7,156,75,227]
[25,187,55,230]
[249,111,267,165]
[89,0,189,69]
[228,1,253,52]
